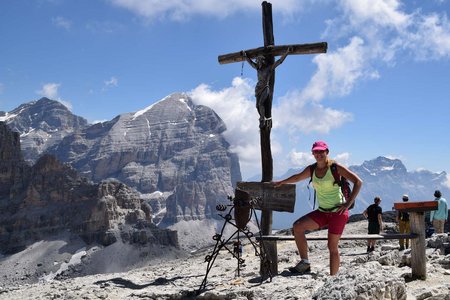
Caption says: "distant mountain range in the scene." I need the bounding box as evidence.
[2,96,448,231]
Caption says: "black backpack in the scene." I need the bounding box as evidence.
[308,161,353,210]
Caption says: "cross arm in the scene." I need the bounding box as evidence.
[218,42,327,65]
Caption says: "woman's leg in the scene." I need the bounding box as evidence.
[328,233,342,275]
[292,215,320,260]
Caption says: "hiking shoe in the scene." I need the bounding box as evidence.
[366,246,371,253]
[399,246,405,251]
[288,261,311,274]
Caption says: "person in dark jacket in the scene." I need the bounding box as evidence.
[363,196,383,252]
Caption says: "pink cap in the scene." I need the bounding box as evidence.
[312,141,328,151]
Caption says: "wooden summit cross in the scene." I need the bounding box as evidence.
[218,1,327,276]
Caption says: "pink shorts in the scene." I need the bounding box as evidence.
[306,209,349,235]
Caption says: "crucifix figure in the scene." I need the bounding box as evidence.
[242,48,292,129]
[218,1,327,276]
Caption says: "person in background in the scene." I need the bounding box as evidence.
[273,141,362,276]
[363,196,383,252]
[430,190,448,233]
[396,194,410,251]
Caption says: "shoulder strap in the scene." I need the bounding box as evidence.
[330,162,341,186]
[308,163,317,209]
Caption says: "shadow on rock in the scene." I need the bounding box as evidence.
[94,276,184,289]
[279,270,318,278]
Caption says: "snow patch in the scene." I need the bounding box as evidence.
[20,128,36,137]
[381,165,394,171]
[146,118,151,136]
[132,95,170,120]
[179,98,192,111]
[0,112,17,122]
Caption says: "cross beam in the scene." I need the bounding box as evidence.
[218,43,327,65]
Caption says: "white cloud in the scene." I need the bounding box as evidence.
[445,174,450,188]
[329,0,450,63]
[288,150,315,168]
[298,37,377,100]
[36,83,60,99]
[108,0,301,22]
[408,13,450,60]
[104,77,119,89]
[52,16,72,30]
[86,21,125,34]
[334,152,351,166]
[341,0,411,29]
[190,77,261,178]
[35,83,73,110]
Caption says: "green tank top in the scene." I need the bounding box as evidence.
[312,167,344,212]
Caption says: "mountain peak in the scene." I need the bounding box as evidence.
[360,156,407,175]
[3,98,88,163]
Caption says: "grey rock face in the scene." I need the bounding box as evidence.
[313,261,407,299]
[0,124,178,254]
[47,93,241,225]
[1,97,88,163]
[0,122,30,198]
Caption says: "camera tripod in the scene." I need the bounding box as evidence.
[197,189,272,294]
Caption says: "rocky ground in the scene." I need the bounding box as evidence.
[0,221,449,300]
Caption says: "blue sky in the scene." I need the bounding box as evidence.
[1,0,450,185]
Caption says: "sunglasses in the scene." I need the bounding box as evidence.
[312,150,326,154]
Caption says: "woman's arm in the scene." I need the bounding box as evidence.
[272,165,311,187]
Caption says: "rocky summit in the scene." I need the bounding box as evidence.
[0,97,88,163]
[46,93,241,225]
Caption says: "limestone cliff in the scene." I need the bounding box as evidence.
[47,93,241,225]
[0,122,178,254]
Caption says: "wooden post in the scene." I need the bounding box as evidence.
[260,1,276,278]
[409,212,426,279]
[394,200,438,280]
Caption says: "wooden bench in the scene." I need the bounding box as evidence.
[256,201,438,280]
[257,233,418,276]
[257,233,418,241]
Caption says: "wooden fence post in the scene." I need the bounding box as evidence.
[409,211,426,279]
[394,200,438,280]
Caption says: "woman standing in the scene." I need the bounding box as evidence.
[273,141,362,275]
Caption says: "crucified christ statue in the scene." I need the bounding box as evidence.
[242,47,292,129]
